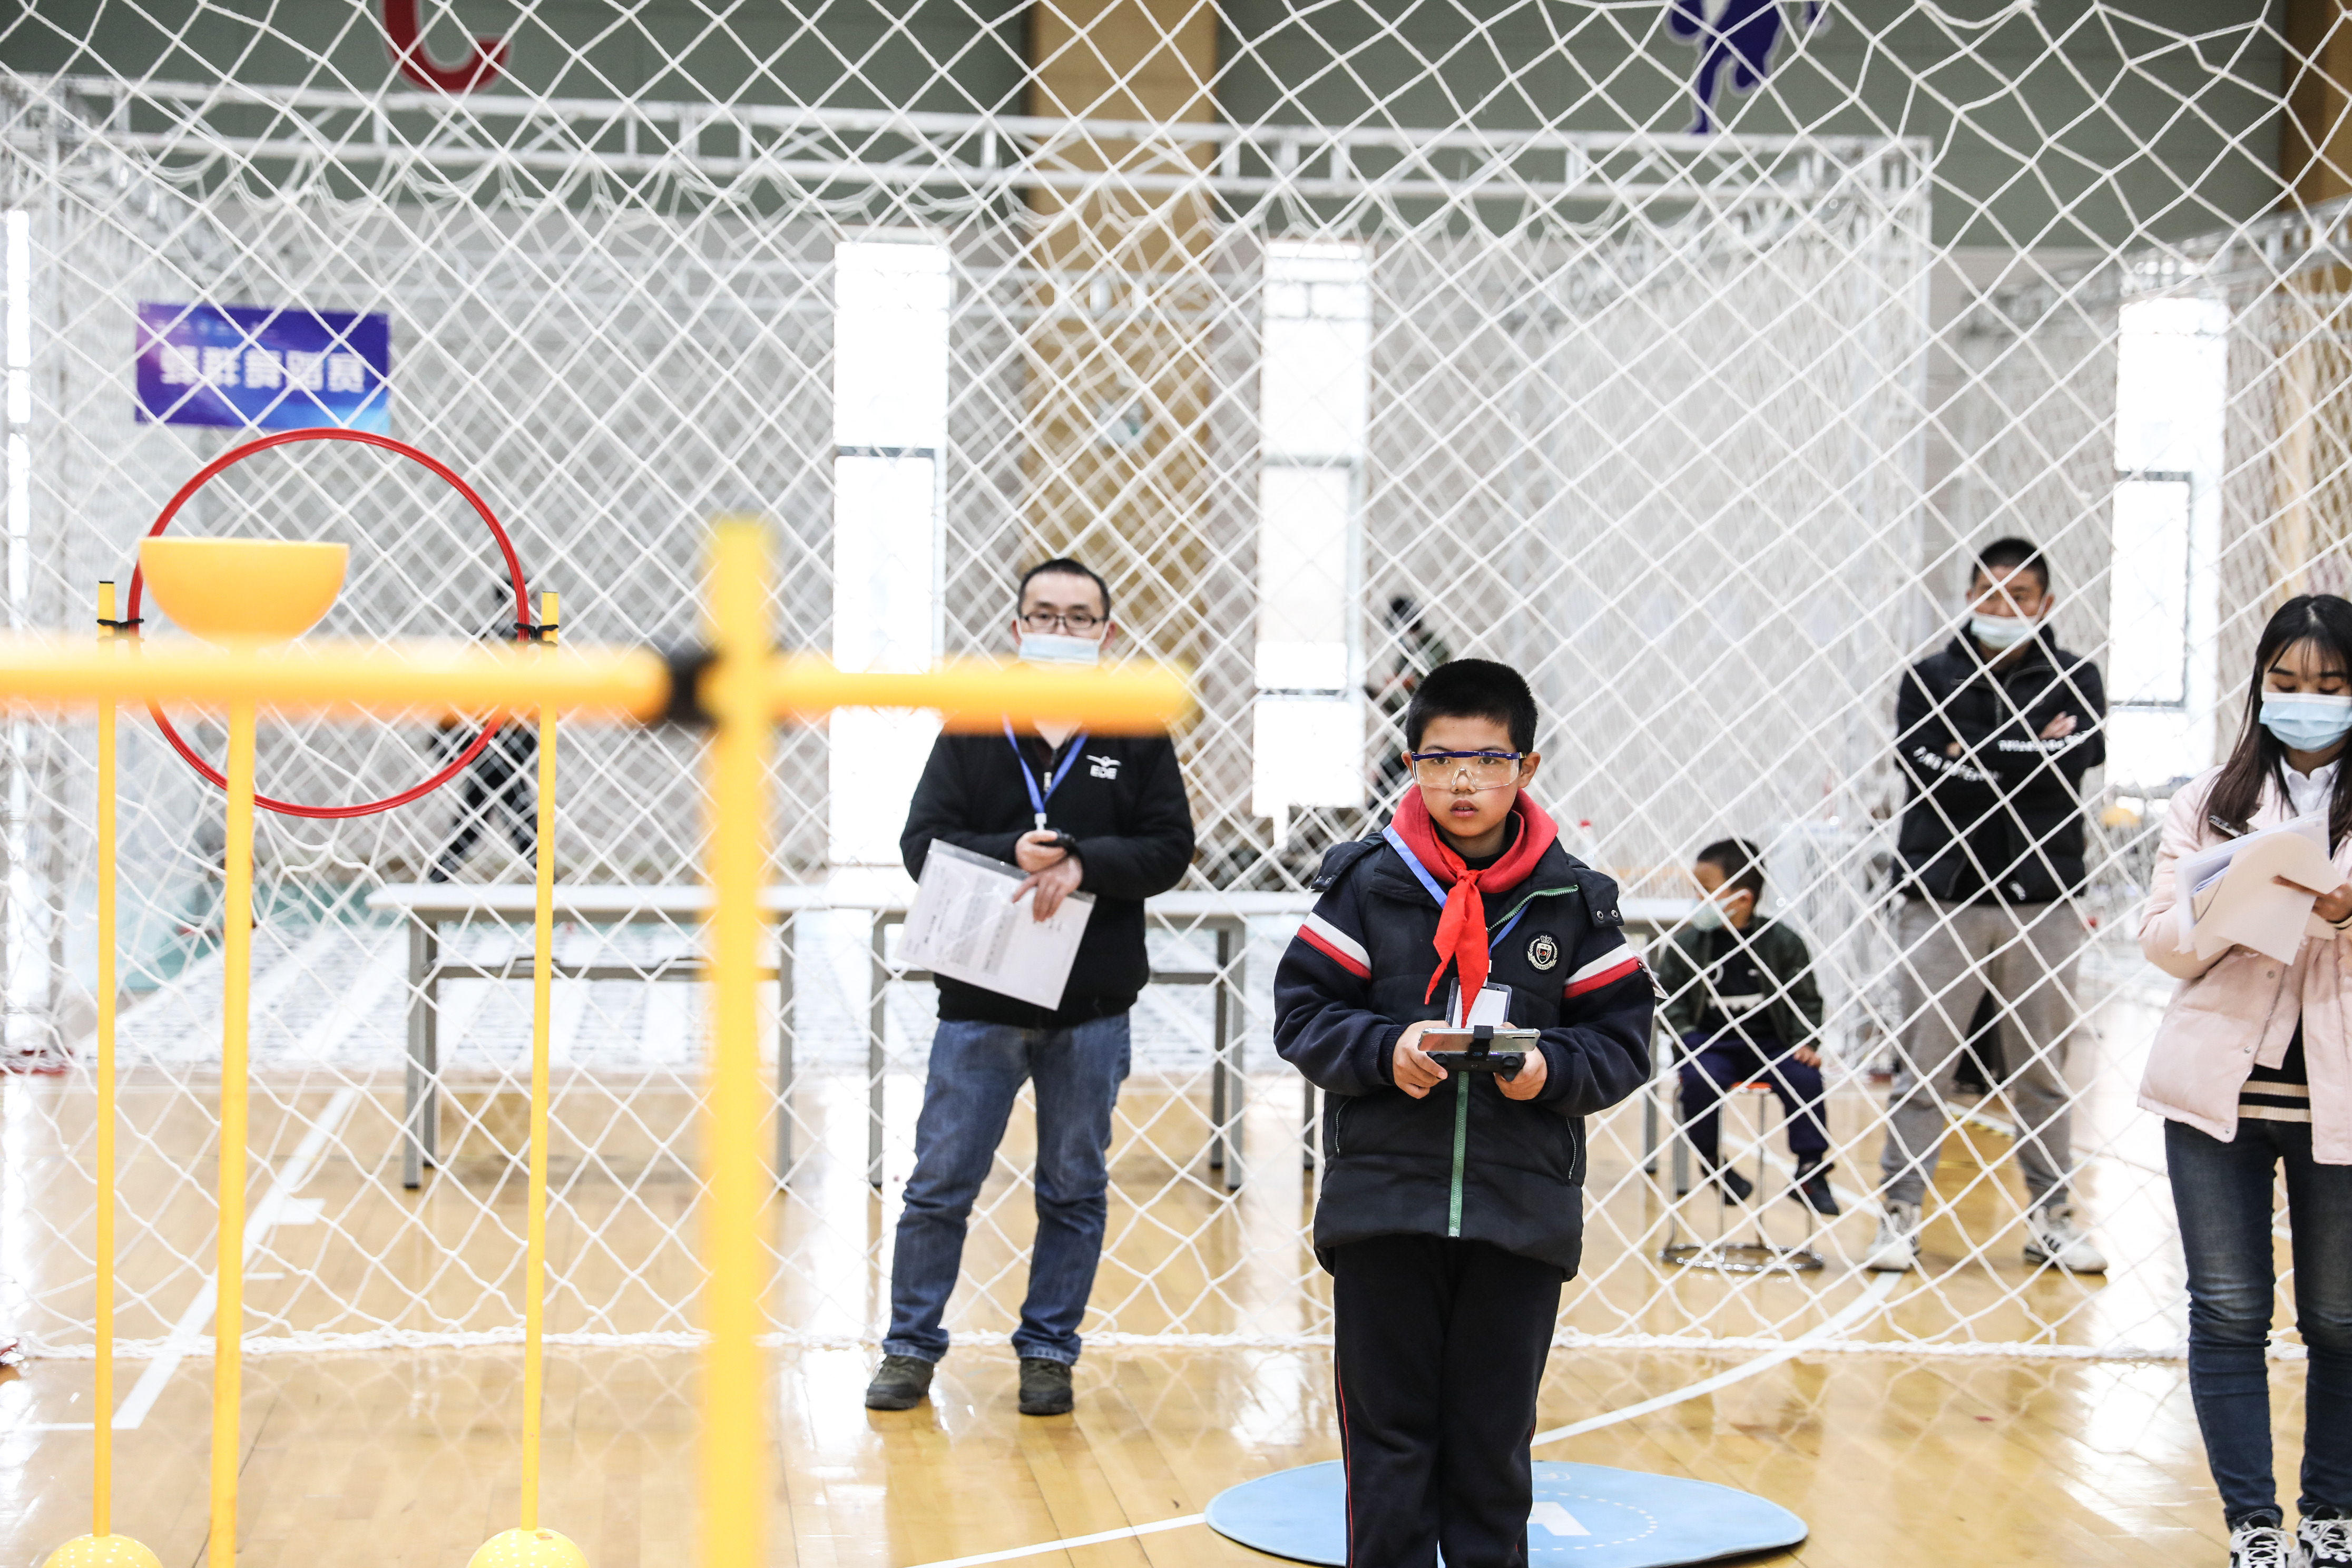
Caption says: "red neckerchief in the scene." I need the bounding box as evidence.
[1390,790,1559,1006]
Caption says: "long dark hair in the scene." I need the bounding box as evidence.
[2209,593,2352,846]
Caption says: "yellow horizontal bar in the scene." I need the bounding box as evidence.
[766,656,1191,732]
[0,635,672,719]
[0,637,1194,732]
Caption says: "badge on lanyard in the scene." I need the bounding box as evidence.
[1004,718,1090,831]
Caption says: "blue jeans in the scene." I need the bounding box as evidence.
[2166,1116,2352,1527]
[883,1014,1132,1366]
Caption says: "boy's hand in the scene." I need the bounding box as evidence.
[1791,1045,1821,1068]
[1391,1021,1447,1099]
[1495,1046,1548,1101]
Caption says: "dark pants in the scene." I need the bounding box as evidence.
[883,1014,1131,1365]
[2166,1117,2352,1528]
[1675,1031,1828,1169]
[432,729,536,880]
[1332,1234,1563,1568]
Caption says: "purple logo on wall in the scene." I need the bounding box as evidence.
[135,302,390,432]
[1668,1,1826,135]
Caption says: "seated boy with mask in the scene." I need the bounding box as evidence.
[1273,659,1652,1568]
[1655,837,1837,1215]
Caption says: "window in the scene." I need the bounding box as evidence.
[1252,241,1370,838]
[828,236,949,867]
[2106,475,2191,708]
[2105,296,2225,787]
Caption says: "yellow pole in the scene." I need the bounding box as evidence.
[522,592,556,1533]
[699,523,770,1568]
[211,699,254,1568]
[92,582,116,1538]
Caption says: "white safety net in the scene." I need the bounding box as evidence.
[0,3,2336,1364]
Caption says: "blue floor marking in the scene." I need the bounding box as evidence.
[1205,1459,1807,1567]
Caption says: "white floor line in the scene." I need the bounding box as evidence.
[899,1513,1209,1568]
[1529,1271,1903,1445]
[892,1272,1905,1568]
[28,1085,362,1432]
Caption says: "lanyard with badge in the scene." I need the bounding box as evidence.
[1003,717,1090,832]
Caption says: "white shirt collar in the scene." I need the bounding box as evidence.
[2285,759,2339,818]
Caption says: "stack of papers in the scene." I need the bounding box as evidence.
[2173,811,2342,963]
[897,840,1096,1010]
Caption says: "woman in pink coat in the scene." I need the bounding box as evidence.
[2140,595,2352,1568]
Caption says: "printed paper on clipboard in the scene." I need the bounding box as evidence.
[898,840,1096,1010]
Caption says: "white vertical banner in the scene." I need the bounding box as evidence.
[829,236,950,867]
[1253,241,1370,828]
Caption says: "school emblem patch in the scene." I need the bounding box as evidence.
[1527,933,1559,972]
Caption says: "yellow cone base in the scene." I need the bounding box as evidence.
[43,1536,163,1568]
[467,1527,590,1568]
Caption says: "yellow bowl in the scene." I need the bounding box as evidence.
[139,537,348,645]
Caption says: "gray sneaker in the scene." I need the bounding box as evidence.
[2023,1206,2107,1273]
[1017,1356,1074,1416]
[1863,1200,1920,1272]
[863,1354,934,1410]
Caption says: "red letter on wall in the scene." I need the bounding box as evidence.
[384,0,508,92]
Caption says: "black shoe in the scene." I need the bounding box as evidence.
[1712,1165,1753,1203]
[1792,1158,1840,1216]
[1017,1356,1073,1416]
[863,1354,934,1410]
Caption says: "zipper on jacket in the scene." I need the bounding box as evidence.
[1447,1071,1470,1237]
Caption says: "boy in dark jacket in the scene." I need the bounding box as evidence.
[1273,660,1652,1568]
[1655,838,1836,1215]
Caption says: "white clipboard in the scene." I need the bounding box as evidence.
[897,840,1096,1010]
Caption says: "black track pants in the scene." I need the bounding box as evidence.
[1331,1234,1564,1568]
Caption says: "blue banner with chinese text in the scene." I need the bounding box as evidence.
[135,302,391,433]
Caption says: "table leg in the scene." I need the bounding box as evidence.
[1219,922,1242,1193]
[1643,1018,1662,1177]
[775,913,795,1188]
[403,919,438,1190]
[868,913,886,1189]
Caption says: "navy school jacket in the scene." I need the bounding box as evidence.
[1272,830,1654,1276]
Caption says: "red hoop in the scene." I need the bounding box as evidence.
[124,428,530,820]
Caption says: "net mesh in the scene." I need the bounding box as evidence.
[0,2,2334,1363]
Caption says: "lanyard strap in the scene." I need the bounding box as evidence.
[1004,718,1090,827]
[1383,825,1537,952]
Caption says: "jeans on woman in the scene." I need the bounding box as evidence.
[883,1013,1132,1366]
[2165,1116,2352,1527]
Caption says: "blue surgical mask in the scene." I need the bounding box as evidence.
[2260,692,2352,752]
[1969,612,2037,652]
[1016,631,1101,668]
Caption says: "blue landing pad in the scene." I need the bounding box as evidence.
[1205,1461,1806,1568]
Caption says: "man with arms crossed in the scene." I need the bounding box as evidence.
[1869,537,2109,1274]
[865,558,1196,1416]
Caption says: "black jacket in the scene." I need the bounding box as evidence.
[1272,831,1654,1276]
[1655,917,1821,1052]
[900,728,1195,1028]
[1894,631,2105,905]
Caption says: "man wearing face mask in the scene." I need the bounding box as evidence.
[866,557,1196,1418]
[1868,537,2109,1275]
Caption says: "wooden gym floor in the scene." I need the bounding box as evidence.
[0,1327,2297,1565]
[0,953,2299,1566]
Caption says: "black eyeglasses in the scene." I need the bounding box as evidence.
[1021,610,1103,633]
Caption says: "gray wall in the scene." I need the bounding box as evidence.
[5,3,2292,249]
